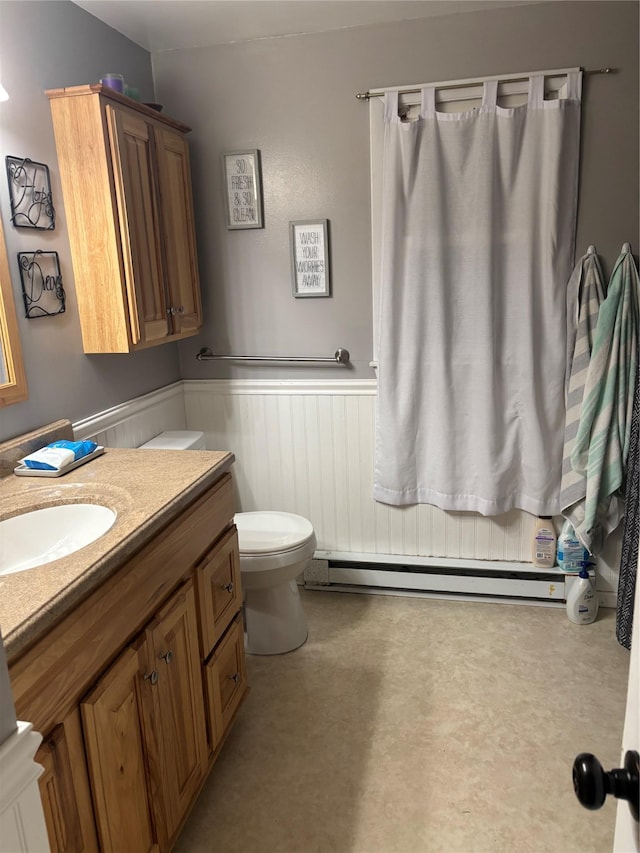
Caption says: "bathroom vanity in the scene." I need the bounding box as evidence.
[0,430,247,852]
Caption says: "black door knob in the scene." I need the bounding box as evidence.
[572,750,639,821]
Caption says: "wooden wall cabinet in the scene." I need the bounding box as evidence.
[10,474,247,853]
[46,85,203,353]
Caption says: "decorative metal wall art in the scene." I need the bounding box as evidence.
[17,251,65,318]
[5,156,56,230]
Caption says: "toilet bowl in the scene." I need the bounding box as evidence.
[235,511,315,655]
[137,432,316,656]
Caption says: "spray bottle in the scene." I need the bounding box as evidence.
[557,519,589,572]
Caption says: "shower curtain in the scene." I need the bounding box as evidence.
[374,73,582,515]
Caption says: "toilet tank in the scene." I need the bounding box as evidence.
[139,430,206,451]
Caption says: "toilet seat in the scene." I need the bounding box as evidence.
[234,511,314,557]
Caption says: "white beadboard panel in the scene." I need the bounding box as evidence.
[183,379,559,565]
[70,378,622,597]
[72,381,187,448]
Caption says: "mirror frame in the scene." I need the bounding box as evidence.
[0,214,28,406]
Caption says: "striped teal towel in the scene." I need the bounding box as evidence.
[565,243,640,552]
[560,246,606,521]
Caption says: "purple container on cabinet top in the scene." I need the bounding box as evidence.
[100,74,125,93]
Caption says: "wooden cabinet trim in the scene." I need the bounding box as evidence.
[46,85,191,133]
[49,93,132,352]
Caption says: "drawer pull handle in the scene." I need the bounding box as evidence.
[144,670,159,686]
[160,650,173,664]
[229,672,241,684]
[221,582,234,594]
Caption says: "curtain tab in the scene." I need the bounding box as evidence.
[420,87,436,119]
[527,75,545,107]
[384,91,399,123]
[482,80,498,110]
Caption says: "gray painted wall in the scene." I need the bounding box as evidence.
[0,1,181,442]
[150,1,639,381]
[0,1,638,436]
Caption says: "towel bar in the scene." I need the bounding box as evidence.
[196,347,350,365]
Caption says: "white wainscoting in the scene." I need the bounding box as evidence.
[72,381,186,448]
[72,378,621,600]
[184,379,545,560]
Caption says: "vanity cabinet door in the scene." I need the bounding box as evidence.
[81,581,208,851]
[81,640,162,853]
[195,527,243,659]
[204,614,248,750]
[147,579,208,839]
[106,105,170,347]
[154,125,202,336]
[36,708,99,853]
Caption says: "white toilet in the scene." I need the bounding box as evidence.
[234,511,315,655]
[139,431,316,655]
[139,430,206,451]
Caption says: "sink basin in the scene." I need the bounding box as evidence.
[0,504,116,576]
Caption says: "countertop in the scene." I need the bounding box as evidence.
[0,447,234,663]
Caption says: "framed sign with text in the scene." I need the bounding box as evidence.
[222,149,263,229]
[290,220,331,298]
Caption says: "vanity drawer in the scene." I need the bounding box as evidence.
[204,614,247,750]
[195,527,242,659]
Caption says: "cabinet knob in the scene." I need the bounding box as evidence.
[177,305,184,314]
[159,650,174,665]
[221,582,234,594]
[167,306,177,315]
[573,751,639,821]
[229,672,241,684]
[143,670,159,686]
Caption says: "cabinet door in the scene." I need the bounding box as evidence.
[195,527,243,659]
[81,641,161,853]
[205,615,248,750]
[106,105,169,346]
[148,579,208,840]
[154,126,202,336]
[36,708,99,853]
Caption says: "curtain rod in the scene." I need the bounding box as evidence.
[356,67,616,100]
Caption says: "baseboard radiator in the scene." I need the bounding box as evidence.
[304,551,567,606]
